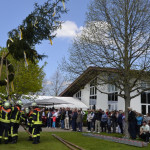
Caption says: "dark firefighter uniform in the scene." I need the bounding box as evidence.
[0,106,11,144]
[27,110,33,141]
[31,107,42,144]
[10,105,22,143]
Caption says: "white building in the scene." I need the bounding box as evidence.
[60,67,150,115]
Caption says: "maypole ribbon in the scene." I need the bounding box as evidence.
[24,51,29,67]
[62,0,65,10]
[19,28,23,40]
[52,6,56,17]
[49,36,53,45]
[34,18,38,29]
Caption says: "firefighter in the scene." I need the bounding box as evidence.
[26,107,34,141]
[31,102,42,144]
[0,101,11,144]
[10,100,23,144]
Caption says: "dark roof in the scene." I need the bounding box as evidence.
[59,67,118,97]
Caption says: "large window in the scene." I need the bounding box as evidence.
[141,81,150,91]
[75,91,81,100]
[108,84,118,101]
[108,84,118,111]
[141,92,150,115]
[89,78,97,105]
[108,92,118,101]
[141,92,150,104]
[108,84,117,93]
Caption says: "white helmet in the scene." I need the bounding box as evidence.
[25,107,29,114]
[31,102,37,107]
[17,100,23,106]
[4,101,10,108]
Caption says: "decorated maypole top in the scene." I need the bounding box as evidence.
[0,0,68,100]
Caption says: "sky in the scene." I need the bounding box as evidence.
[0,0,90,79]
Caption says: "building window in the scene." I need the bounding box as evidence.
[75,91,81,100]
[141,92,150,115]
[89,78,97,105]
[141,92,150,104]
[108,84,117,93]
[108,92,118,101]
[108,84,118,111]
[141,81,150,91]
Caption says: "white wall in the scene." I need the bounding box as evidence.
[96,84,108,111]
[130,90,141,113]
[73,79,142,112]
[118,97,125,111]
[73,83,90,107]
[81,83,90,107]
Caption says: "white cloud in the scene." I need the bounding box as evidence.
[55,21,83,38]
[44,80,53,85]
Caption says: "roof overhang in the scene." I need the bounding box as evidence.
[59,67,118,96]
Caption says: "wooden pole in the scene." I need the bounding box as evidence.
[6,58,10,101]
[21,124,33,138]
[52,134,85,150]
[0,52,4,80]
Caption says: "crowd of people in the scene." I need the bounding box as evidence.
[42,107,150,143]
[1,98,150,145]
[42,108,84,132]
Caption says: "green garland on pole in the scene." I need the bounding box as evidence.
[0,57,15,86]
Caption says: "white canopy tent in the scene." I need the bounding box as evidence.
[49,97,88,110]
[23,96,88,110]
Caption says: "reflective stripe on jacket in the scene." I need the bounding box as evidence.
[1,107,11,123]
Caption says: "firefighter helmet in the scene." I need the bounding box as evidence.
[25,107,29,114]
[4,101,10,108]
[17,100,23,106]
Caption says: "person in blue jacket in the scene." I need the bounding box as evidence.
[136,113,143,136]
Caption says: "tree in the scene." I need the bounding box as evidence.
[0,47,46,100]
[0,0,68,98]
[41,69,69,96]
[61,0,150,137]
[5,0,68,62]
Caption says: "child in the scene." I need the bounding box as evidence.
[107,115,111,133]
[52,116,56,128]
[76,110,83,132]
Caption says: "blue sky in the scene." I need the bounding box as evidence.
[0,0,90,79]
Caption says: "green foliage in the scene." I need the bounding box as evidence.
[7,0,68,62]
[0,47,46,99]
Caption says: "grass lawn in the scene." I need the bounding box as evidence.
[0,132,150,150]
